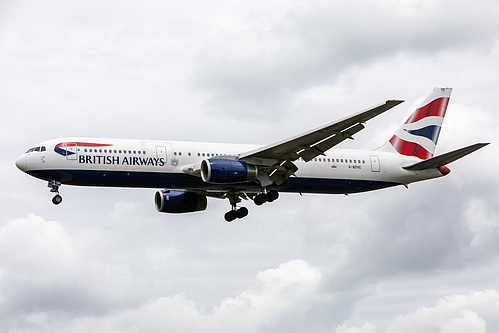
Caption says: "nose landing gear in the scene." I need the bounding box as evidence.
[48,180,63,205]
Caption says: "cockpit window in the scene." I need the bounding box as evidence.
[25,146,46,153]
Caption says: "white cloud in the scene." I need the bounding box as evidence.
[386,290,499,333]
[464,197,499,250]
[338,289,499,333]
[213,260,321,329]
[0,214,146,318]
[0,213,323,332]
[336,323,377,333]
[57,259,320,333]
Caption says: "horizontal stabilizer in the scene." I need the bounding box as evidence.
[403,143,490,171]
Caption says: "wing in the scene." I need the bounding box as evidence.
[239,99,404,185]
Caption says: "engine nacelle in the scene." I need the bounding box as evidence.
[200,159,258,184]
[155,190,207,213]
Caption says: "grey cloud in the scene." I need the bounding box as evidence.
[193,1,499,120]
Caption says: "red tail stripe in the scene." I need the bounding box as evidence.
[405,97,450,124]
[389,136,432,160]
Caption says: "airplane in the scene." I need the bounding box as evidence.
[16,87,489,222]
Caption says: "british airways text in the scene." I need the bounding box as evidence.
[79,155,166,166]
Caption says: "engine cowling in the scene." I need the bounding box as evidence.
[155,190,207,213]
[200,159,258,184]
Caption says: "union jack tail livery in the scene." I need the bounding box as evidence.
[379,87,452,160]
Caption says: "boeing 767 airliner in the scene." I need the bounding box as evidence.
[16,88,488,221]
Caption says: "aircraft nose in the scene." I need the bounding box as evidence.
[15,155,27,172]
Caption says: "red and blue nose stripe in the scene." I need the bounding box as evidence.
[54,142,113,156]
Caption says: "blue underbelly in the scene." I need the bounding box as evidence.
[27,169,400,194]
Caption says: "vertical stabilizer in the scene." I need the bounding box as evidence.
[378,87,452,160]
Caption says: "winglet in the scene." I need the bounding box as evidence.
[403,142,490,171]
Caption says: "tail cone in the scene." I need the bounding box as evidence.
[438,165,450,176]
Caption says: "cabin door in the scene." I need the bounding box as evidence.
[369,155,380,172]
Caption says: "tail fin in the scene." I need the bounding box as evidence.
[379,87,452,160]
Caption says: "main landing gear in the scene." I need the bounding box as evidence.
[223,190,279,222]
[253,190,279,206]
[224,192,249,222]
[224,206,249,223]
[48,180,63,205]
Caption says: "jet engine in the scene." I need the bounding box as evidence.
[200,159,258,184]
[155,190,207,213]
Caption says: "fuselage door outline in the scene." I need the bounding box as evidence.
[369,155,380,172]
[66,143,77,160]
[156,146,167,165]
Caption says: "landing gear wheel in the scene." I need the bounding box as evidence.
[224,210,238,222]
[254,193,268,206]
[267,190,279,202]
[52,194,63,205]
[237,207,249,218]
[225,207,249,222]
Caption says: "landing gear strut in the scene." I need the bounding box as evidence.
[48,180,63,205]
[224,191,249,222]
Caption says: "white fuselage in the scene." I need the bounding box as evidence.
[16,137,446,195]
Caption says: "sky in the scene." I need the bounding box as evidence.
[1,0,499,332]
